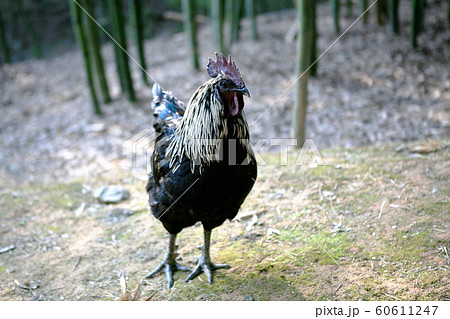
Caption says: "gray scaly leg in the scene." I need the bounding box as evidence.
[185,229,230,284]
[146,234,190,288]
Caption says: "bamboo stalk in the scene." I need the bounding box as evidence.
[310,0,318,77]
[330,0,340,34]
[448,0,450,29]
[83,0,111,104]
[117,0,136,102]
[225,0,237,55]
[293,0,314,145]
[235,0,244,40]
[108,0,136,102]
[17,0,42,59]
[388,0,399,34]
[108,0,126,92]
[130,0,149,84]
[0,8,10,64]
[411,0,423,48]
[361,0,368,25]
[245,0,258,41]
[211,0,225,54]
[69,0,102,115]
[376,0,388,25]
[7,0,18,40]
[182,0,199,70]
[346,0,352,17]
[228,0,242,44]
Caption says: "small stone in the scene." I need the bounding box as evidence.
[271,189,286,199]
[103,208,135,223]
[322,190,335,198]
[74,202,86,216]
[94,186,130,204]
[86,123,106,132]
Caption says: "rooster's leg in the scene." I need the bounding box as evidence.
[145,234,190,288]
[185,229,230,284]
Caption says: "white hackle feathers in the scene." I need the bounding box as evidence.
[166,76,250,173]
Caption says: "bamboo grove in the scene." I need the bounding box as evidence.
[0,0,446,137]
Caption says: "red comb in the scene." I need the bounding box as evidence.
[207,52,245,88]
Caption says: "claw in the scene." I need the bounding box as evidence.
[185,260,230,284]
[145,234,190,288]
[146,261,190,288]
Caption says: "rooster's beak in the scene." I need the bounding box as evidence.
[231,87,250,98]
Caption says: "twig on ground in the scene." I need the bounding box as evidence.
[378,200,387,219]
[73,256,82,271]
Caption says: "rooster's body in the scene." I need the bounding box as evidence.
[146,54,257,287]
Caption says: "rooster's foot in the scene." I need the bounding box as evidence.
[185,258,230,284]
[145,260,190,288]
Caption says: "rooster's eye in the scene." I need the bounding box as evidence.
[219,80,234,91]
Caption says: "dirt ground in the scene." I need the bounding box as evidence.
[0,142,448,300]
[0,1,449,301]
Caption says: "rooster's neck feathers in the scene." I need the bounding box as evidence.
[166,76,251,173]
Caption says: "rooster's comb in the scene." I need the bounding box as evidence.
[207,52,245,88]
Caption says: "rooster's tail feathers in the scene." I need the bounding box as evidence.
[151,83,184,122]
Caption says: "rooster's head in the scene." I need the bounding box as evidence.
[207,53,250,117]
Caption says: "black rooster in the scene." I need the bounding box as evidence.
[145,53,257,288]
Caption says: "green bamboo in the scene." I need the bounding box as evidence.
[108,0,126,92]
[108,0,136,102]
[361,0,368,24]
[388,0,399,34]
[7,0,18,46]
[182,0,199,70]
[17,0,42,59]
[293,0,314,145]
[229,0,242,43]
[130,0,149,84]
[117,0,136,102]
[0,8,10,64]
[330,0,340,34]
[245,0,258,41]
[411,0,423,48]
[83,0,111,104]
[376,0,388,25]
[236,0,245,40]
[69,0,102,115]
[310,0,318,77]
[448,0,450,29]
[225,0,238,55]
[346,0,352,17]
[211,0,225,54]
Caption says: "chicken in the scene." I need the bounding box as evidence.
[145,53,257,288]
